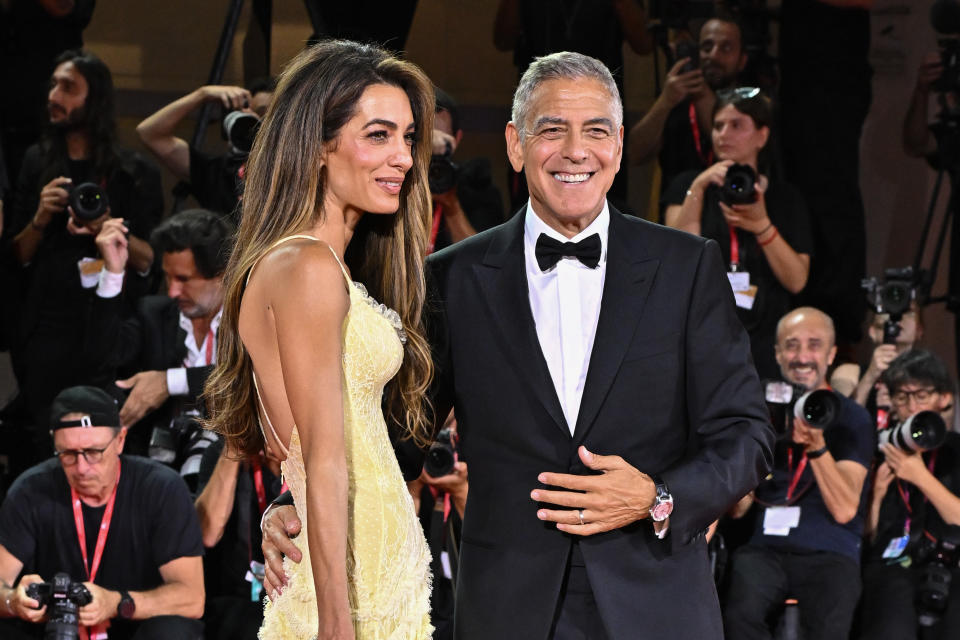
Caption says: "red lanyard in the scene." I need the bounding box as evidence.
[72,462,121,640]
[729,226,740,270]
[786,448,808,502]
[688,101,714,166]
[427,203,443,255]
[895,450,938,530]
[250,458,267,515]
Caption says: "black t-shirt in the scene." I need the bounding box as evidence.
[662,171,814,379]
[658,100,711,201]
[8,143,163,334]
[750,395,875,561]
[188,146,244,222]
[779,0,870,86]
[0,455,203,592]
[197,438,282,601]
[867,432,960,563]
[433,157,505,253]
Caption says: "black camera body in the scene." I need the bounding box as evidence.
[222,110,261,155]
[764,380,841,436]
[675,40,700,73]
[720,163,758,205]
[862,266,919,343]
[428,151,458,195]
[26,572,92,639]
[66,182,109,222]
[424,426,458,477]
[914,525,960,627]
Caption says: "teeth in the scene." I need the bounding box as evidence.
[553,173,590,183]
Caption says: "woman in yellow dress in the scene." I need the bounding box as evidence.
[204,40,435,639]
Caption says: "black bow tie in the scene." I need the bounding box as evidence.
[535,233,602,271]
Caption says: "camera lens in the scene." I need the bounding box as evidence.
[793,389,840,428]
[880,410,947,452]
[721,163,757,205]
[223,111,261,154]
[68,183,109,221]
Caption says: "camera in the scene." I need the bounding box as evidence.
[26,572,92,640]
[878,410,947,453]
[935,38,960,94]
[914,525,960,626]
[863,267,918,342]
[675,40,700,73]
[764,380,841,435]
[720,163,758,205]
[66,182,109,222]
[222,110,261,155]
[424,426,458,477]
[429,147,458,195]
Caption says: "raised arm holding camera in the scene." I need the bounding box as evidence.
[663,88,812,379]
[723,307,874,640]
[858,349,960,639]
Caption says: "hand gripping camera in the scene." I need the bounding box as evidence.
[26,572,93,640]
[764,381,841,436]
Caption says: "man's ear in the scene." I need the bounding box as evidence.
[738,52,748,73]
[117,427,127,453]
[827,344,838,368]
[505,122,525,173]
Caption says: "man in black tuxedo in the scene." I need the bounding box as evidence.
[262,52,773,639]
[87,209,233,472]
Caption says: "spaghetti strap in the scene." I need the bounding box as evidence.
[252,370,290,459]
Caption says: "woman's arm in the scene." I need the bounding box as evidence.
[664,162,732,235]
[271,246,354,639]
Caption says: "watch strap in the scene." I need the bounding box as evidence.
[806,445,829,459]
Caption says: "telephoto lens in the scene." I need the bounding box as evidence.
[792,389,841,429]
[878,410,947,452]
[223,111,261,154]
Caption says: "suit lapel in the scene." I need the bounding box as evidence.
[573,210,660,443]
[473,211,569,437]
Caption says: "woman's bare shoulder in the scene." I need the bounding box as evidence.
[249,238,350,310]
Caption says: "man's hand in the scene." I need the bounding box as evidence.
[115,371,170,427]
[421,461,468,495]
[79,583,119,627]
[95,218,130,274]
[11,575,47,623]
[262,504,302,599]
[34,177,72,229]
[792,418,827,452]
[719,182,771,235]
[662,58,705,107]
[199,85,253,111]
[431,187,461,214]
[873,460,896,497]
[66,208,111,237]
[531,446,655,536]
[431,129,458,156]
[880,444,932,486]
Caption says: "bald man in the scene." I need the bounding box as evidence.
[723,307,874,640]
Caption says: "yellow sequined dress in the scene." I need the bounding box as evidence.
[251,236,432,640]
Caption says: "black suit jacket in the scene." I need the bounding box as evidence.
[425,207,774,639]
[87,294,213,423]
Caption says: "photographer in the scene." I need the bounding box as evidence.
[86,209,232,487]
[428,88,504,252]
[5,49,162,431]
[135,78,275,219]
[723,307,874,640]
[663,88,812,379]
[629,15,747,198]
[0,386,204,640]
[858,349,960,639]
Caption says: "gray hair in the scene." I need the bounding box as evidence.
[511,51,622,141]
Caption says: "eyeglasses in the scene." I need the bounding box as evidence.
[716,87,761,101]
[54,431,119,466]
[891,387,938,407]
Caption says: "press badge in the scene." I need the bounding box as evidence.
[882,535,909,559]
[727,271,750,292]
[763,506,800,536]
[440,551,453,580]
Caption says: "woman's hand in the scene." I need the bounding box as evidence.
[690,160,734,195]
[719,181,771,235]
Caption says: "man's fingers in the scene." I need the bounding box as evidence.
[578,446,624,471]
[555,522,605,536]
[531,488,592,508]
[536,471,597,492]
[536,507,588,525]
[115,376,136,388]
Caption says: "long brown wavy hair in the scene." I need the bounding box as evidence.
[203,40,435,456]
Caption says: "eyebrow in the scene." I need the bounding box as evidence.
[362,119,415,131]
[531,116,615,130]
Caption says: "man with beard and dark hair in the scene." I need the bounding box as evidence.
[3,49,163,447]
[629,15,748,202]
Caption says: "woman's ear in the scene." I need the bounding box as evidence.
[758,125,770,150]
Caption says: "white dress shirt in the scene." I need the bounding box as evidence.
[96,267,221,395]
[523,200,609,434]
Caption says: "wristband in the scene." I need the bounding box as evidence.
[806,445,829,459]
[685,189,699,201]
[754,222,773,237]
[758,226,779,247]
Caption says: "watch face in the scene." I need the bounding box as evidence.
[119,596,135,619]
[651,500,673,522]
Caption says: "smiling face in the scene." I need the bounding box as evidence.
[505,77,623,236]
[712,104,769,165]
[321,83,416,219]
[48,61,89,127]
[775,311,837,391]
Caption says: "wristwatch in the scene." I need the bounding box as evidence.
[117,590,135,619]
[649,474,674,522]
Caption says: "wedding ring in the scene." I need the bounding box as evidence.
[578,509,585,525]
